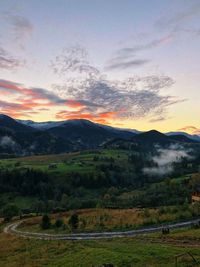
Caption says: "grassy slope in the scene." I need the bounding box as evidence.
[1,225,200,267]
[0,149,128,174]
[18,207,197,234]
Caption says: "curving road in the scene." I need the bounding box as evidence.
[3,218,200,240]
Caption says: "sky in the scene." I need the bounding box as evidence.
[0,0,200,134]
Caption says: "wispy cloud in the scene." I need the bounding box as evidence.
[0,69,181,124]
[107,2,200,72]
[148,116,166,123]
[0,40,184,124]
[0,47,25,70]
[3,12,33,49]
[179,126,200,135]
[50,46,183,124]
[56,110,120,124]
[156,2,200,30]
[155,2,200,40]
[0,9,33,71]
[0,79,96,119]
[51,46,100,78]
[115,35,172,55]
[106,58,150,71]
[105,35,172,71]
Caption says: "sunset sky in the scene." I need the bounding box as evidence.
[0,0,200,134]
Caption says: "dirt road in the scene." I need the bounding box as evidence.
[4,218,199,240]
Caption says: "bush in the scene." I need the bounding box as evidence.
[68,213,79,230]
[2,204,19,222]
[41,214,51,229]
[54,218,64,228]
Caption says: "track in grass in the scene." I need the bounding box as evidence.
[4,218,200,240]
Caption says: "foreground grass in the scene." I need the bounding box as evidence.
[1,226,200,267]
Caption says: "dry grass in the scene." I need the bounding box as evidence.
[19,208,178,233]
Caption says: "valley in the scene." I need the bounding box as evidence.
[0,115,200,266]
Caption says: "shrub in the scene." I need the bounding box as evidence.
[68,213,79,230]
[41,214,51,229]
[2,204,19,222]
[54,218,64,228]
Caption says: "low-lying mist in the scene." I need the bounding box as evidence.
[143,144,193,176]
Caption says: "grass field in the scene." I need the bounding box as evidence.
[0,149,129,174]
[18,207,194,234]
[1,224,200,267]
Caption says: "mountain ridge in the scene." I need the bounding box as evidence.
[17,117,200,139]
[0,114,199,156]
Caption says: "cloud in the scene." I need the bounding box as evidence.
[1,44,183,123]
[179,126,200,135]
[0,74,180,123]
[143,144,193,176]
[155,2,200,39]
[53,75,181,122]
[148,116,166,123]
[0,79,63,117]
[108,2,200,73]
[0,79,98,119]
[105,35,172,71]
[0,11,33,69]
[106,58,150,71]
[50,46,183,124]
[0,136,17,150]
[0,47,25,70]
[56,110,121,124]
[3,12,33,48]
[115,35,172,56]
[51,46,100,78]
[156,3,200,30]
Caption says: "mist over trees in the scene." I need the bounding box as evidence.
[0,143,199,217]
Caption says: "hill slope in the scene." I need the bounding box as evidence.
[0,114,199,155]
[46,119,135,149]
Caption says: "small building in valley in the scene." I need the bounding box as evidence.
[48,163,57,170]
[192,187,200,203]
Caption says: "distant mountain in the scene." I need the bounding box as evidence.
[169,134,197,143]
[17,119,66,130]
[19,118,141,135]
[134,130,172,145]
[0,114,199,156]
[46,119,136,149]
[104,129,200,149]
[0,115,72,156]
[0,114,34,133]
[166,131,200,142]
[18,117,200,142]
[0,115,136,155]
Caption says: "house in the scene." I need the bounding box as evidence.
[48,163,57,170]
[192,187,200,203]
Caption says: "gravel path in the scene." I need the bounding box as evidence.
[4,218,200,240]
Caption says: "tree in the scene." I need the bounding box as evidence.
[31,200,46,215]
[2,204,19,222]
[41,214,51,229]
[68,213,79,230]
[61,194,69,208]
[54,218,64,228]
